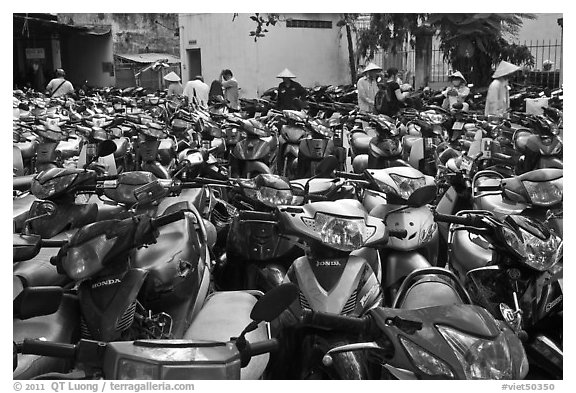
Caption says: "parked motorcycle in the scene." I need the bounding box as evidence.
[435,210,562,379]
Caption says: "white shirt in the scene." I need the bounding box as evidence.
[183,79,210,107]
[357,76,378,112]
[46,77,74,97]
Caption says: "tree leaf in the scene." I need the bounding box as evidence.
[250,16,258,22]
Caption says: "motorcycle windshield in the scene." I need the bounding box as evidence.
[232,138,271,161]
[282,125,307,143]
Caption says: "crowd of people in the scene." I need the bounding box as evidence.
[39,58,523,118]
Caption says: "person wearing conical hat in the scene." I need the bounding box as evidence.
[441,71,470,112]
[163,71,183,96]
[276,68,307,111]
[485,60,521,117]
[357,62,382,113]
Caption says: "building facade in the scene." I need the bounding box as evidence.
[179,13,353,98]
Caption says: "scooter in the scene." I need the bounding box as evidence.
[434,210,562,379]
[513,114,562,174]
[229,118,279,178]
[14,281,298,379]
[296,267,529,379]
[334,167,440,299]
[263,198,404,379]
[350,114,411,173]
[275,110,308,178]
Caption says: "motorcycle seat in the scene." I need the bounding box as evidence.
[13,294,80,380]
[397,276,465,309]
[185,291,269,380]
[56,135,82,160]
[15,141,38,159]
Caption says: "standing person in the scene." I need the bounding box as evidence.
[485,60,521,117]
[276,68,307,111]
[382,67,409,117]
[221,69,240,111]
[209,79,224,101]
[357,62,381,113]
[163,71,183,96]
[45,69,74,98]
[441,71,470,112]
[183,75,210,107]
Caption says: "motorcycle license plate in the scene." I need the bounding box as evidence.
[452,121,464,130]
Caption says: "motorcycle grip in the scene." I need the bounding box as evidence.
[334,171,365,181]
[41,239,68,248]
[153,210,186,228]
[301,309,370,335]
[238,210,277,222]
[434,212,478,227]
[388,229,408,239]
[21,339,76,359]
[248,339,279,357]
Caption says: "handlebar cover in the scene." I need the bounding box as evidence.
[20,339,76,359]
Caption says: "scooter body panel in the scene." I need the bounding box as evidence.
[185,291,270,380]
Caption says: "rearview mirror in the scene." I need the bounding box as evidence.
[315,155,339,178]
[250,283,299,323]
[407,184,438,207]
[97,139,117,158]
[13,286,63,320]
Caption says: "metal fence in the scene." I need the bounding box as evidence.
[430,40,563,88]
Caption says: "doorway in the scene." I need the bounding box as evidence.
[186,48,202,80]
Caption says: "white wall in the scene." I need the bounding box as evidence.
[179,13,352,98]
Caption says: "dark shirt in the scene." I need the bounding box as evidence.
[385,81,402,117]
[276,80,307,111]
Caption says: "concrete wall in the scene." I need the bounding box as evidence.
[179,13,352,98]
[61,33,115,87]
[59,13,179,56]
[513,13,563,44]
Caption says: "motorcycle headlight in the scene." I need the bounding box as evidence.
[31,172,77,199]
[389,173,426,200]
[243,184,294,208]
[400,336,455,378]
[437,325,513,380]
[117,358,159,380]
[502,226,562,271]
[61,234,117,281]
[303,212,376,251]
[522,179,562,207]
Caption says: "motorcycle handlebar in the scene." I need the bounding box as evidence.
[434,212,486,228]
[20,339,76,359]
[388,229,408,239]
[301,309,374,337]
[246,339,279,358]
[334,171,366,181]
[152,210,186,228]
[238,210,277,222]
